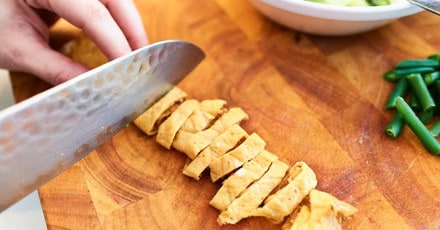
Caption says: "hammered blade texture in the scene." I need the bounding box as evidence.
[0,40,204,211]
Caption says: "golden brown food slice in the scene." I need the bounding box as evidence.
[134,87,187,135]
[282,189,358,230]
[156,99,199,149]
[209,133,266,182]
[179,99,227,133]
[172,107,249,159]
[199,99,227,115]
[182,124,248,180]
[209,150,278,211]
[253,161,317,224]
[61,32,107,69]
[217,160,289,225]
[282,206,312,230]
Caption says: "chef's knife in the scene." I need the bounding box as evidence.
[0,70,47,229]
[0,40,205,212]
[407,0,440,15]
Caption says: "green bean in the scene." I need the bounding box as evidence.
[366,0,391,6]
[432,80,440,116]
[383,68,437,83]
[395,67,435,76]
[419,109,434,124]
[395,97,440,155]
[409,93,421,111]
[423,72,440,85]
[385,112,405,138]
[385,77,409,109]
[430,120,440,137]
[435,80,440,98]
[428,54,440,62]
[429,83,438,103]
[396,59,439,69]
[406,73,435,112]
[383,70,401,82]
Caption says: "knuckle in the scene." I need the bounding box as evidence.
[49,70,68,85]
[25,0,51,9]
[3,46,25,69]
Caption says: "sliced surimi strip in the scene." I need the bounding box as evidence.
[182,124,248,180]
[253,161,317,224]
[172,107,249,159]
[209,150,278,211]
[209,133,266,182]
[283,205,316,230]
[282,189,358,230]
[134,87,187,135]
[217,160,289,225]
[131,87,357,228]
[179,99,226,133]
[156,99,199,149]
[199,99,227,115]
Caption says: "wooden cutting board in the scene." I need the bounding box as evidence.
[11,0,440,229]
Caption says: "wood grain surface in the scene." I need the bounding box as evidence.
[10,0,440,229]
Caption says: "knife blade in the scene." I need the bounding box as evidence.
[0,70,47,229]
[0,40,205,212]
[407,0,440,15]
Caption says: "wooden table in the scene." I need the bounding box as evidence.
[11,0,440,229]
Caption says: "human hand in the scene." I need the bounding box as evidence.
[0,0,148,85]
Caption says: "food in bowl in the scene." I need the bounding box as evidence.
[249,0,423,36]
[306,0,394,6]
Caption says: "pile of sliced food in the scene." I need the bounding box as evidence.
[383,54,440,155]
[306,0,394,6]
[133,87,357,228]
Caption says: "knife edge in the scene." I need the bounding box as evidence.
[0,40,205,211]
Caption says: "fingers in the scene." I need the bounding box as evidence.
[35,9,59,27]
[26,0,148,59]
[26,0,131,59]
[0,0,88,85]
[17,42,88,85]
[8,0,148,84]
[2,37,88,85]
[101,0,148,49]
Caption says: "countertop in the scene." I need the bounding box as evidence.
[10,0,440,229]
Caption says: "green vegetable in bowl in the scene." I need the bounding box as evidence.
[366,0,391,6]
[306,0,367,6]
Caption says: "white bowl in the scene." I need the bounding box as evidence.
[249,0,423,36]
